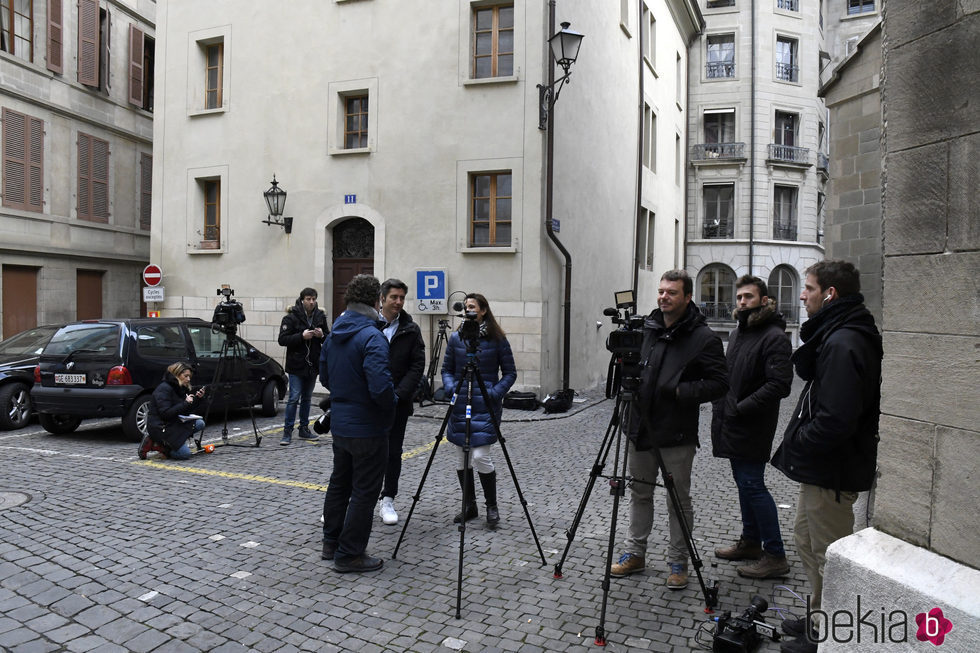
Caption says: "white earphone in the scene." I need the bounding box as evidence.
[824,295,832,302]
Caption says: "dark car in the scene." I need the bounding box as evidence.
[0,325,62,430]
[32,318,286,440]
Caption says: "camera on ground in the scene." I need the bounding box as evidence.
[712,595,780,653]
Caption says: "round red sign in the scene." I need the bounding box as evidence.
[142,264,163,286]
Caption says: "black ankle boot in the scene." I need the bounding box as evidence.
[479,471,499,525]
[453,469,478,524]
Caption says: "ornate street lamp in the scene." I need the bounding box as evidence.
[262,175,293,234]
[538,22,584,130]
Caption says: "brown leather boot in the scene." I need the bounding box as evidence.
[715,537,763,561]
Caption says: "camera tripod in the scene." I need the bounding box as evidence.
[393,336,547,619]
[195,329,262,450]
[552,369,718,646]
[417,318,451,407]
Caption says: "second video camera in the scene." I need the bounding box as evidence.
[212,286,246,334]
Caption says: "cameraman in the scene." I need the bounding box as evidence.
[278,287,328,445]
[611,270,727,589]
[441,293,516,526]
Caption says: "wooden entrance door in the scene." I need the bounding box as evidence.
[76,269,104,320]
[330,218,375,323]
[2,265,38,337]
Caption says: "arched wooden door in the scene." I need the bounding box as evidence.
[331,218,374,323]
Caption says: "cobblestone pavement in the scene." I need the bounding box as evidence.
[0,380,814,652]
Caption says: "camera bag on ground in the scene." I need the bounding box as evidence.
[542,389,575,414]
[502,391,539,410]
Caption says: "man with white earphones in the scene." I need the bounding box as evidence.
[770,260,882,653]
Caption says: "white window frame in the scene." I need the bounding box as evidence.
[186,165,228,253]
[188,26,231,116]
[328,77,379,155]
[460,1,522,86]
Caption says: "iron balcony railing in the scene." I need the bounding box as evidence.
[773,224,798,240]
[776,62,799,82]
[700,302,735,320]
[777,0,799,10]
[706,61,736,78]
[817,152,829,173]
[702,221,734,239]
[691,142,746,161]
[768,143,810,164]
[707,0,735,7]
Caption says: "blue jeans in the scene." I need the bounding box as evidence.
[169,419,205,460]
[322,435,388,560]
[730,459,785,556]
[284,373,316,433]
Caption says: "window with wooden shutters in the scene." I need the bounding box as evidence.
[3,107,44,212]
[205,42,223,109]
[472,4,513,79]
[47,0,62,72]
[1,0,34,62]
[77,132,109,222]
[139,153,151,230]
[470,172,511,247]
[77,0,99,86]
[129,25,143,106]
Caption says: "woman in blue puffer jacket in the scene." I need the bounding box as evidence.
[441,293,517,526]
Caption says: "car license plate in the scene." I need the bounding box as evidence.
[54,373,86,385]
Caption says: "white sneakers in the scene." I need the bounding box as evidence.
[379,496,398,525]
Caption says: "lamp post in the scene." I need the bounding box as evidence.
[541,10,583,392]
[262,175,293,234]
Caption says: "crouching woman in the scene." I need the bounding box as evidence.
[139,361,206,460]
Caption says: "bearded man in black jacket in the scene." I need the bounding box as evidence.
[770,260,882,653]
[711,275,793,579]
[610,269,728,591]
[278,287,329,445]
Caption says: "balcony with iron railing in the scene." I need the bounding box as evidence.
[768,143,811,166]
[773,224,798,240]
[777,0,799,11]
[775,62,799,82]
[706,0,735,7]
[702,220,734,239]
[700,302,735,321]
[706,61,736,79]
[691,142,746,164]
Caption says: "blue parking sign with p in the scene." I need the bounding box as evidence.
[415,269,447,313]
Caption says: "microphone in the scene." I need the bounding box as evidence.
[603,308,618,316]
[452,301,464,312]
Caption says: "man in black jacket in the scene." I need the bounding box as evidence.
[770,260,882,653]
[711,275,793,579]
[377,278,426,525]
[278,287,329,445]
[610,270,728,590]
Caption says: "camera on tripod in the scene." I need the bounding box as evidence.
[452,300,481,343]
[212,286,246,334]
[712,595,780,653]
[603,291,645,398]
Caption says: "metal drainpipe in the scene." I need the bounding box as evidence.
[543,0,572,391]
[631,0,645,295]
[748,0,756,275]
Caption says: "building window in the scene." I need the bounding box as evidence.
[2,108,43,212]
[698,264,736,320]
[675,52,683,106]
[675,134,681,185]
[472,3,513,79]
[205,43,223,109]
[776,36,799,82]
[640,2,655,68]
[77,0,108,90]
[643,103,657,172]
[46,0,62,73]
[139,153,151,230]
[768,265,798,321]
[77,132,109,222]
[774,110,798,147]
[706,0,735,7]
[702,184,734,238]
[817,191,826,243]
[202,179,220,243]
[344,95,368,149]
[638,208,655,270]
[706,33,735,78]
[777,0,798,11]
[1,0,34,62]
[128,25,154,111]
[704,109,735,144]
[620,0,631,35]
[470,172,511,247]
[773,185,797,240]
[847,0,875,15]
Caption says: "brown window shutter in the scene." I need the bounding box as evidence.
[48,0,64,73]
[2,108,27,210]
[91,136,109,221]
[77,0,99,87]
[128,24,144,106]
[77,133,91,218]
[139,153,151,230]
[27,116,44,212]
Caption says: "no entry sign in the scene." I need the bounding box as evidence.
[142,264,163,286]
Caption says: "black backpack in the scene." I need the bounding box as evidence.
[542,389,575,414]
[502,391,539,410]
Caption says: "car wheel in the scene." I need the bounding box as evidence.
[0,382,32,430]
[260,380,280,417]
[123,395,152,442]
[39,413,82,435]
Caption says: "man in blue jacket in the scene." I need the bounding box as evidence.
[319,274,396,573]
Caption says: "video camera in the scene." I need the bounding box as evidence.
[712,595,780,653]
[212,286,246,335]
